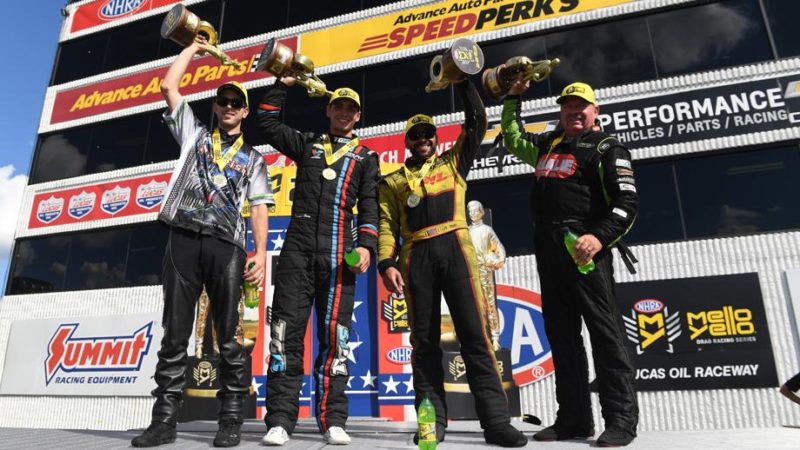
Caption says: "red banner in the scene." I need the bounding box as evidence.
[29,172,171,229]
[70,0,181,35]
[50,37,297,125]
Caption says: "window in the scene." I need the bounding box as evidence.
[467,176,535,256]
[363,55,453,127]
[31,128,92,184]
[546,17,656,91]
[649,0,772,78]
[52,32,108,85]
[104,15,161,73]
[763,0,800,58]
[7,224,169,295]
[623,162,683,244]
[675,145,800,239]
[86,114,149,174]
[221,0,288,43]
[287,0,362,27]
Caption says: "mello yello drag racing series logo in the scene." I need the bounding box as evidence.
[623,298,681,355]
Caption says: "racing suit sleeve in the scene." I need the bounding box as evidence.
[256,81,308,162]
[500,95,544,167]
[162,98,203,158]
[377,177,401,274]
[588,139,639,248]
[356,150,381,256]
[246,151,277,208]
[453,79,488,179]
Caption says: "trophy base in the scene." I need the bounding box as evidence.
[442,348,521,419]
[178,355,257,422]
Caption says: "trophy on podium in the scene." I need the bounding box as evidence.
[425,38,485,93]
[482,56,561,100]
[160,4,243,69]
[255,38,331,98]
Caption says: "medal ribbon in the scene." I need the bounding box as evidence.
[212,128,244,172]
[403,156,436,195]
[322,134,360,167]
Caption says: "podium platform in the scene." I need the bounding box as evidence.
[1,419,799,449]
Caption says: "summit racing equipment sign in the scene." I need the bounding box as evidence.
[0,313,164,396]
[301,0,631,67]
[611,273,778,391]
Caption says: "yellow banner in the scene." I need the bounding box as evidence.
[301,0,631,67]
[269,163,404,217]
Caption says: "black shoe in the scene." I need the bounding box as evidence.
[597,428,635,447]
[413,423,446,444]
[131,421,176,447]
[484,424,527,447]
[213,418,243,447]
[533,424,594,441]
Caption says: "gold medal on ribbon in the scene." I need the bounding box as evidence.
[407,193,421,208]
[213,174,227,187]
[322,168,337,180]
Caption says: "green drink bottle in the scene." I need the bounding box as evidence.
[344,247,360,267]
[563,228,596,275]
[243,262,260,308]
[418,394,437,450]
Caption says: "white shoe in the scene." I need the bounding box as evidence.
[323,426,351,445]
[262,426,289,446]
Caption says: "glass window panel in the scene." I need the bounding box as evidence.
[144,114,181,164]
[676,146,800,239]
[104,16,161,72]
[31,128,92,184]
[763,0,800,58]
[7,236,71,295]
[649,0,772,78]
[64,228,130,291]
[546,17,656,90]
[467,176,535,256]
[363,55,452,127]
[362,0,398,8]
[126,224,168,286]
[623,162,684,244]
[86,114,149,174]
[222,0,288,43]
[479,35,550,105]
[52,33,108,85]
[288,0,361,27]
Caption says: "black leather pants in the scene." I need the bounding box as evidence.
[151,227,248,425]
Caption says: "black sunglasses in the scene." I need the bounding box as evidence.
[215,96,246,109]
[408,128,435,141]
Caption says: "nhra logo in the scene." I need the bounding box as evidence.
[44,322,154,385]
[68,191,96,219]
[386,346,413,364]
[495,284,553,386]
[623,299,681,355]
[101,185,131,215]
[382,293,410,333]
[136,180,167,209]
[36,195,64,224]
[99,0,146,20]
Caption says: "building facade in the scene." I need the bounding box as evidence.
[2,0,800,431]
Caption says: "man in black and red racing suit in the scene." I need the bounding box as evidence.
[501,80,639,447]
[257,79,380,446]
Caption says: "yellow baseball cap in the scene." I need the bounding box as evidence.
[404,114,436,134]
[217,81,249,107]
[557,82,596,105]
[329,87,361,108]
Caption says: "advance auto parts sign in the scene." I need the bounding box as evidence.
[613,273,778,391]
[301,0,631,67]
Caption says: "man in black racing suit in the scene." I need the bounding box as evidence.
[501,81,639,447]
[378,78,527,448]
[257,78,380,446]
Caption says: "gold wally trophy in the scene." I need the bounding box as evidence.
[425,38,485,93]
[482,56,561,101]
[255,37,331,98]
[161,4,243,69]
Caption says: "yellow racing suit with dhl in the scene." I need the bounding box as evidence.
[377,80,513,431]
